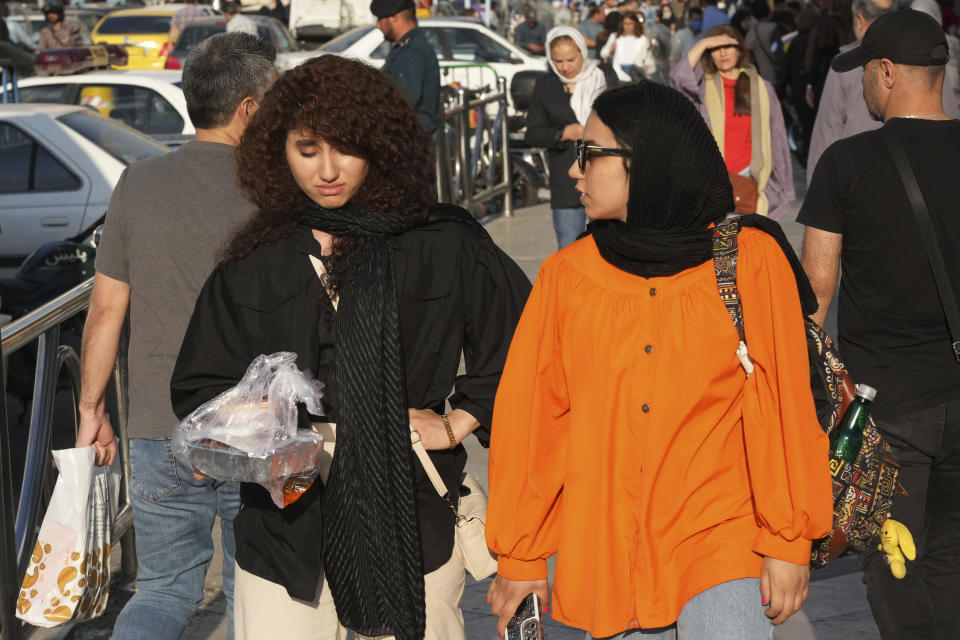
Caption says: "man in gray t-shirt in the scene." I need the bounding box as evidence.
[579,5,605,57]
[75,33,276,640]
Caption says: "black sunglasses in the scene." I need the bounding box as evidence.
[575,139,631,171]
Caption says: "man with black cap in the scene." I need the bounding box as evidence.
[372,0,441,133]
[805,0,960,183]
[798,10,960,639]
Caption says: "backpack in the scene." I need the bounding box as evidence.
[711,216,902,568]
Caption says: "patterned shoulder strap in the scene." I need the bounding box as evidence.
[712,216,746,344]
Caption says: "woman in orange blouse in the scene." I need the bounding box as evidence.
[485,82,833,639]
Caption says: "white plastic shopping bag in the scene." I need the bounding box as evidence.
[15,446,121,627]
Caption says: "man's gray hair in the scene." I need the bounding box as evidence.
[852,0,894,26]
[183,32,276,130]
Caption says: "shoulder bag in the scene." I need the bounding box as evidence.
[410,428,498,580]
[881,126,960,363]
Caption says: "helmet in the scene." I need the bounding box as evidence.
[42,3,64,19]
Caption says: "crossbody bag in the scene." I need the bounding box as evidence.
[881,126,960,363]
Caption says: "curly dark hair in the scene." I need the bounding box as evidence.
[222,55,436,275]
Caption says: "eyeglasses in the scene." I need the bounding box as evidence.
[575,139,631,172]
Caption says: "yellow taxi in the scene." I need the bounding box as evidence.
[91,5,215,70]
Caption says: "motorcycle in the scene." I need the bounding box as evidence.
[0,217,102,425]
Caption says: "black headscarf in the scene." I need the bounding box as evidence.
[586,82,735,278]
[297,202,425,640]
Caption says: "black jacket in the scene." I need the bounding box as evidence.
[525,69,618,209]
[171,211,530,599]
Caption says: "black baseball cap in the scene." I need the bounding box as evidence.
[831,9,949,72]
[370,0,415,18]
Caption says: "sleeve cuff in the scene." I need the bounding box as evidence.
[753,529,813,566]
[496,556,548,581]
[448,396,491,446]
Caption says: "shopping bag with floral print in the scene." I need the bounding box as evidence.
[16,446,120,627]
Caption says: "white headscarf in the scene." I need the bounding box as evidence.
[545,26,608,125]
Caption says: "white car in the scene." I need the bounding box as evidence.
[321,18,546,102]
[16,71,193,143]
[0,104,169,269]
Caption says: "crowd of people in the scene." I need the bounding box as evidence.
[37,0,957,639]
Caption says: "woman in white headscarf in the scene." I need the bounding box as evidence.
[526,26,615,249]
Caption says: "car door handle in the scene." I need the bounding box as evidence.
[41,217,70,227]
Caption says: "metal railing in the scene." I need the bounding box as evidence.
[0,280,135,640]
[436,75,514,218]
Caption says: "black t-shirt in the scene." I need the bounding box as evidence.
[798,118,960,419]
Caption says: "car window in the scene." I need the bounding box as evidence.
[370,27,444,60]
[77,84,185,136]
[145,91,185,135]
[256,24,273,42]
[0,122,81,193]
[278,24,299,51]
[58,110,168,165]
[34,147,82,191]
[95,15,172,35]
[321,26,373,53]
[441,27,513,63]
[271,22,296,51]
[176,23,225,55]
[0,124,32,193]
[17,84,67,104]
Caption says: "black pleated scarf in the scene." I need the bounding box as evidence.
[585,82,734,278]
[297,202,425,640]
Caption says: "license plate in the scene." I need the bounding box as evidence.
[89,45,109,66]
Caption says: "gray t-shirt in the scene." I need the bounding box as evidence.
[578,19,604,57]
[95,141,256,439]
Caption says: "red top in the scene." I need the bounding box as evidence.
[723,75,752,174]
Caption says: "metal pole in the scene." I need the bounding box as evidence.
[112,319,137,588]
[484,0,492,28]
[457,88,475,215]
[14,327,59,579]
[0,321,22,640]
[434,126,452,203]
[498,76,514,218]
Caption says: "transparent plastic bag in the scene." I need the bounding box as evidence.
[172,352,325,508]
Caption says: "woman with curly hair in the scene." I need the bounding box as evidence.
[170,55,530,640]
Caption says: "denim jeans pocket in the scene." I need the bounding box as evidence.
[130,438,183,504]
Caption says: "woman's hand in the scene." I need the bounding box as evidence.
[408,408,479,450]
[760,556,810,625]
[687,33,740,69]
[560,123,584,142]
[487,575,550,638]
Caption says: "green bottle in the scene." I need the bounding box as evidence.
[829,384,877,464]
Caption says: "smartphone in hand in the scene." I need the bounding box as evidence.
[506,593,543,640]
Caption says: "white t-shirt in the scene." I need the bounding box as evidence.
[226,14,259,36]
[600,33,655,81]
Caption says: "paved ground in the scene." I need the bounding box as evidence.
[31,197,877,640]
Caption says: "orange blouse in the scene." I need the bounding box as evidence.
[486,229,833,637]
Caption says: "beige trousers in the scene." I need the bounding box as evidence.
[235,423,466,640]
[234,550,466,640]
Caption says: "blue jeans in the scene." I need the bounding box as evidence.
[587,578,773,640]
[113,438,241,640]
[553,207,587,249]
